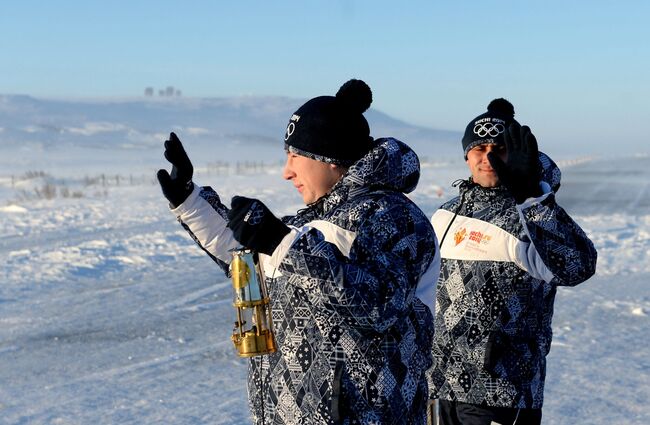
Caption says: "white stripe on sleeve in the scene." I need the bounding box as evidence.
[171,184,240,264]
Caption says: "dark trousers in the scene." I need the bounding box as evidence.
[438,400,542,425]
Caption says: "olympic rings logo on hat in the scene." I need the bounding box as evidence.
[473,122,505,138]
[284,114,301,141]
[284,122,295,141]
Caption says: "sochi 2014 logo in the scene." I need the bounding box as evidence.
[473,118,505,138]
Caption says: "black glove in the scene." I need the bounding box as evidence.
[488,123,542,203]
[227,196,290,255]
[157,132,194,208]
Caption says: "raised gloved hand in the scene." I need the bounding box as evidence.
[157,132,194,208]
[487,123,542,203]
[227,196,290,255]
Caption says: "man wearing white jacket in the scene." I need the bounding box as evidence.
[158,80,440,424]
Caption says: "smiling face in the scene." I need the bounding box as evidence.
[282,153,347,205]
[466,143,508,188]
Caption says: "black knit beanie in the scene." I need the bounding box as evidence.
[461,98,519,159]
[284,79,374,166]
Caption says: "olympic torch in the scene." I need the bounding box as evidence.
[229,248,276,357]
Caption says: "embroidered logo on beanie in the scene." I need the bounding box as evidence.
[473,118,505,138]
[284,114,300,141]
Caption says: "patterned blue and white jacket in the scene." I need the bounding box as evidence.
[428,152,597,409]
[171,138,440,424]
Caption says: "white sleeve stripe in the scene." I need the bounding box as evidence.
[306,220,357,257]
[261,220,357,278]
[262,218,441,313]
[171,185,239,264]
[431,209,555,283]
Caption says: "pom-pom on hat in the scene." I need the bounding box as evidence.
[461,98,519,159]
[284,79,374,166]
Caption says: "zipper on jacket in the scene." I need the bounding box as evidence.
[438,178,471,248]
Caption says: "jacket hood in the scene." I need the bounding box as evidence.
[320,137,420,212]
[539,151,561,192]
[347,137,421,193]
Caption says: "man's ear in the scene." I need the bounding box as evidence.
[330,164,349,175]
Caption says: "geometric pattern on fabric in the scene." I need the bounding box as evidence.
[429,154,597,409]
[178,187,232,272]
[190,138,437,424]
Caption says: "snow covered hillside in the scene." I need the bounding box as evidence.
[0,97,648,424]
[0,95,460,176]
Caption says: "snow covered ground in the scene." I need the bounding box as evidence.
[1,118,648,423]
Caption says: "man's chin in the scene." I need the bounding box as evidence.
[302,195,314,205]
[477,178,501,188]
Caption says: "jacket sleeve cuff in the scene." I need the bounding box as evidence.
[170,183,199,216]
[516,181,553,209]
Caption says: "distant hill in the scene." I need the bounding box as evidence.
[0,95,461,174]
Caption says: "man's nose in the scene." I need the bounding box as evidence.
[282,160,293,180]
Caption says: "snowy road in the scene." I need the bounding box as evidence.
[0,187,253,424]
[1,154,648,424]
[555,154,650,216]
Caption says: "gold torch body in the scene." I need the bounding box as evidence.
[230,249,277,357]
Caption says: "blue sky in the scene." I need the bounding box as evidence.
[1,1,648,153]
